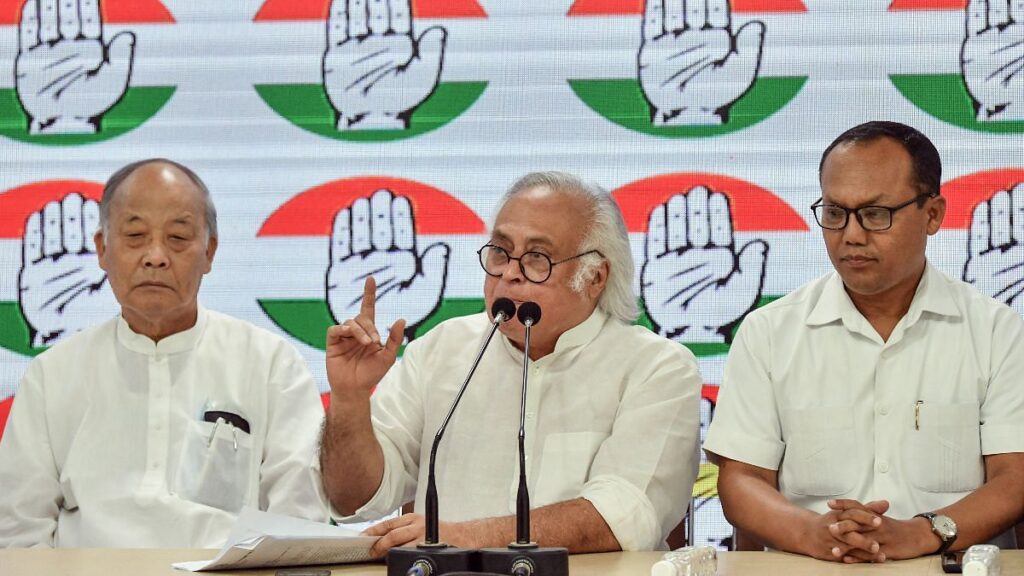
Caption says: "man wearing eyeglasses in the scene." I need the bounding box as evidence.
[704,121,1024,562]
[319,172,702,556]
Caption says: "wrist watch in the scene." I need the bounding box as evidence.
[914,512,957,555]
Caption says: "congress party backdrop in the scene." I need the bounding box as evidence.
[1,0,1023,548]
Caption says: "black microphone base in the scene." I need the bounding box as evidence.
[387,545,480,576]
[479,546,569,576]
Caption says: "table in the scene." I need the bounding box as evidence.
[2,549,1021,575]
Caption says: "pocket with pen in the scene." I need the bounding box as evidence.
[904,402,982,494]
[174,417,253,512]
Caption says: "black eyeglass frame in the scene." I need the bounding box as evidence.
[810,191,939,231]
[476,244,604,284]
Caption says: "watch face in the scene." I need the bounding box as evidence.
[934,515,958,540]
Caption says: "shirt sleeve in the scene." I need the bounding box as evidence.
[979,307,1024,455]
[703,312,786,471]
[0,360,61,548]
[258,341,330,522]
[337,341,425,523]
[580,340,702,551]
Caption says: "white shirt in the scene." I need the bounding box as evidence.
[704,264,1024,544]
[346,309,702,551]
[0,307,329,548]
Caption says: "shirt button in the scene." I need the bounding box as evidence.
[525,412,535,420]
[878,405,889,416]
[878,461,889,473]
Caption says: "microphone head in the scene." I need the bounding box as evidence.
[491,297,517,323]
[517,302,542,327]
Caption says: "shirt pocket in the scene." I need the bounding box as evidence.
[904,402,983,494]
[534,431,606,506]
[174,418,253,512]
[781,407,857,497]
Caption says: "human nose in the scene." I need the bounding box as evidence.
[841,212,868,245]
[500,257,526,282]
[142,239,170,268]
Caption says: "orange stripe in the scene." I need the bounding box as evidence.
[941,169,1024,230]
[0,0,174,25]
[0,181,104,239]
[254,0,486,21]
[568,0,807,16]
[613,173,809,233]
[258,176,485,236]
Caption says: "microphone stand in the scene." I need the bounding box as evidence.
[480,303,569,576]
[387,300,516,576]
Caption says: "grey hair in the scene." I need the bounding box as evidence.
[495,171,639,324]
[99,158,218,240]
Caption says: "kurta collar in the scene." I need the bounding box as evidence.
[500,307,608,362]
[806,262,961,328]
[116,305,209,355]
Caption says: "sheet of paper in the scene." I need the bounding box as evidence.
[172,508,380,571]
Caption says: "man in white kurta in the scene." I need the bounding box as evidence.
[705,121,1024,563]
[319,172,702,555]
[0,307,327,547]
[0,159,328,548]
[346,308,701,551]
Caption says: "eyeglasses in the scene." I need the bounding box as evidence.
[477,244,603,284]
[810,192,938,231]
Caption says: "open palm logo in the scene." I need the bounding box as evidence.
[253,0,487,142]
[567,0,807,137]
[0,180,117,358]
[1,0,176,145]
[890,0,1024,133]
[255,177,485,352]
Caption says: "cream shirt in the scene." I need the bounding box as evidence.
[705,264,1024,544]
[345,309,703,551]
[0,307,328,548]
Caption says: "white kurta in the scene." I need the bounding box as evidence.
[704,264,1024,546]
[344,309,703,551]
[0,306,328,548]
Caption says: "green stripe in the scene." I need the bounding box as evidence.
[567,77,806,138]
[890,74,1024,134]
[0,87,176,146]
[0,303,47,357]
[254,82,487,142]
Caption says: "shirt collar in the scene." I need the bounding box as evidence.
[806,262,961,328]
[116,305,209,356]
[500,307,608,362]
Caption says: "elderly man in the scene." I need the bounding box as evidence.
[704,121,1024,562]
[320,172,702,555]
[0,159,327,548]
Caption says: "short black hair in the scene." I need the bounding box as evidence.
[819,121,941,201]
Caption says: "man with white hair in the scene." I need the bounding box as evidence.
[320,171,702,555]
[0,159,328,548]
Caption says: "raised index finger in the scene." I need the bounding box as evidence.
[966,0,989,37]
[643,0,665,40]
[361,275,377,322]
[20,0,40,52]
[79,0,100,38]
[327,0,349,46]
[58,0,79,39]
[707,0,729,29]
[389,0,411,34]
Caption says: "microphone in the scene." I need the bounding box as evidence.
[480,302,569,576]
[387,298,517,576]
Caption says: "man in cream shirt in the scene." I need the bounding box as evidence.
[319,172,702,556]
[0,159,327,547]
[705,121,1024,563]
